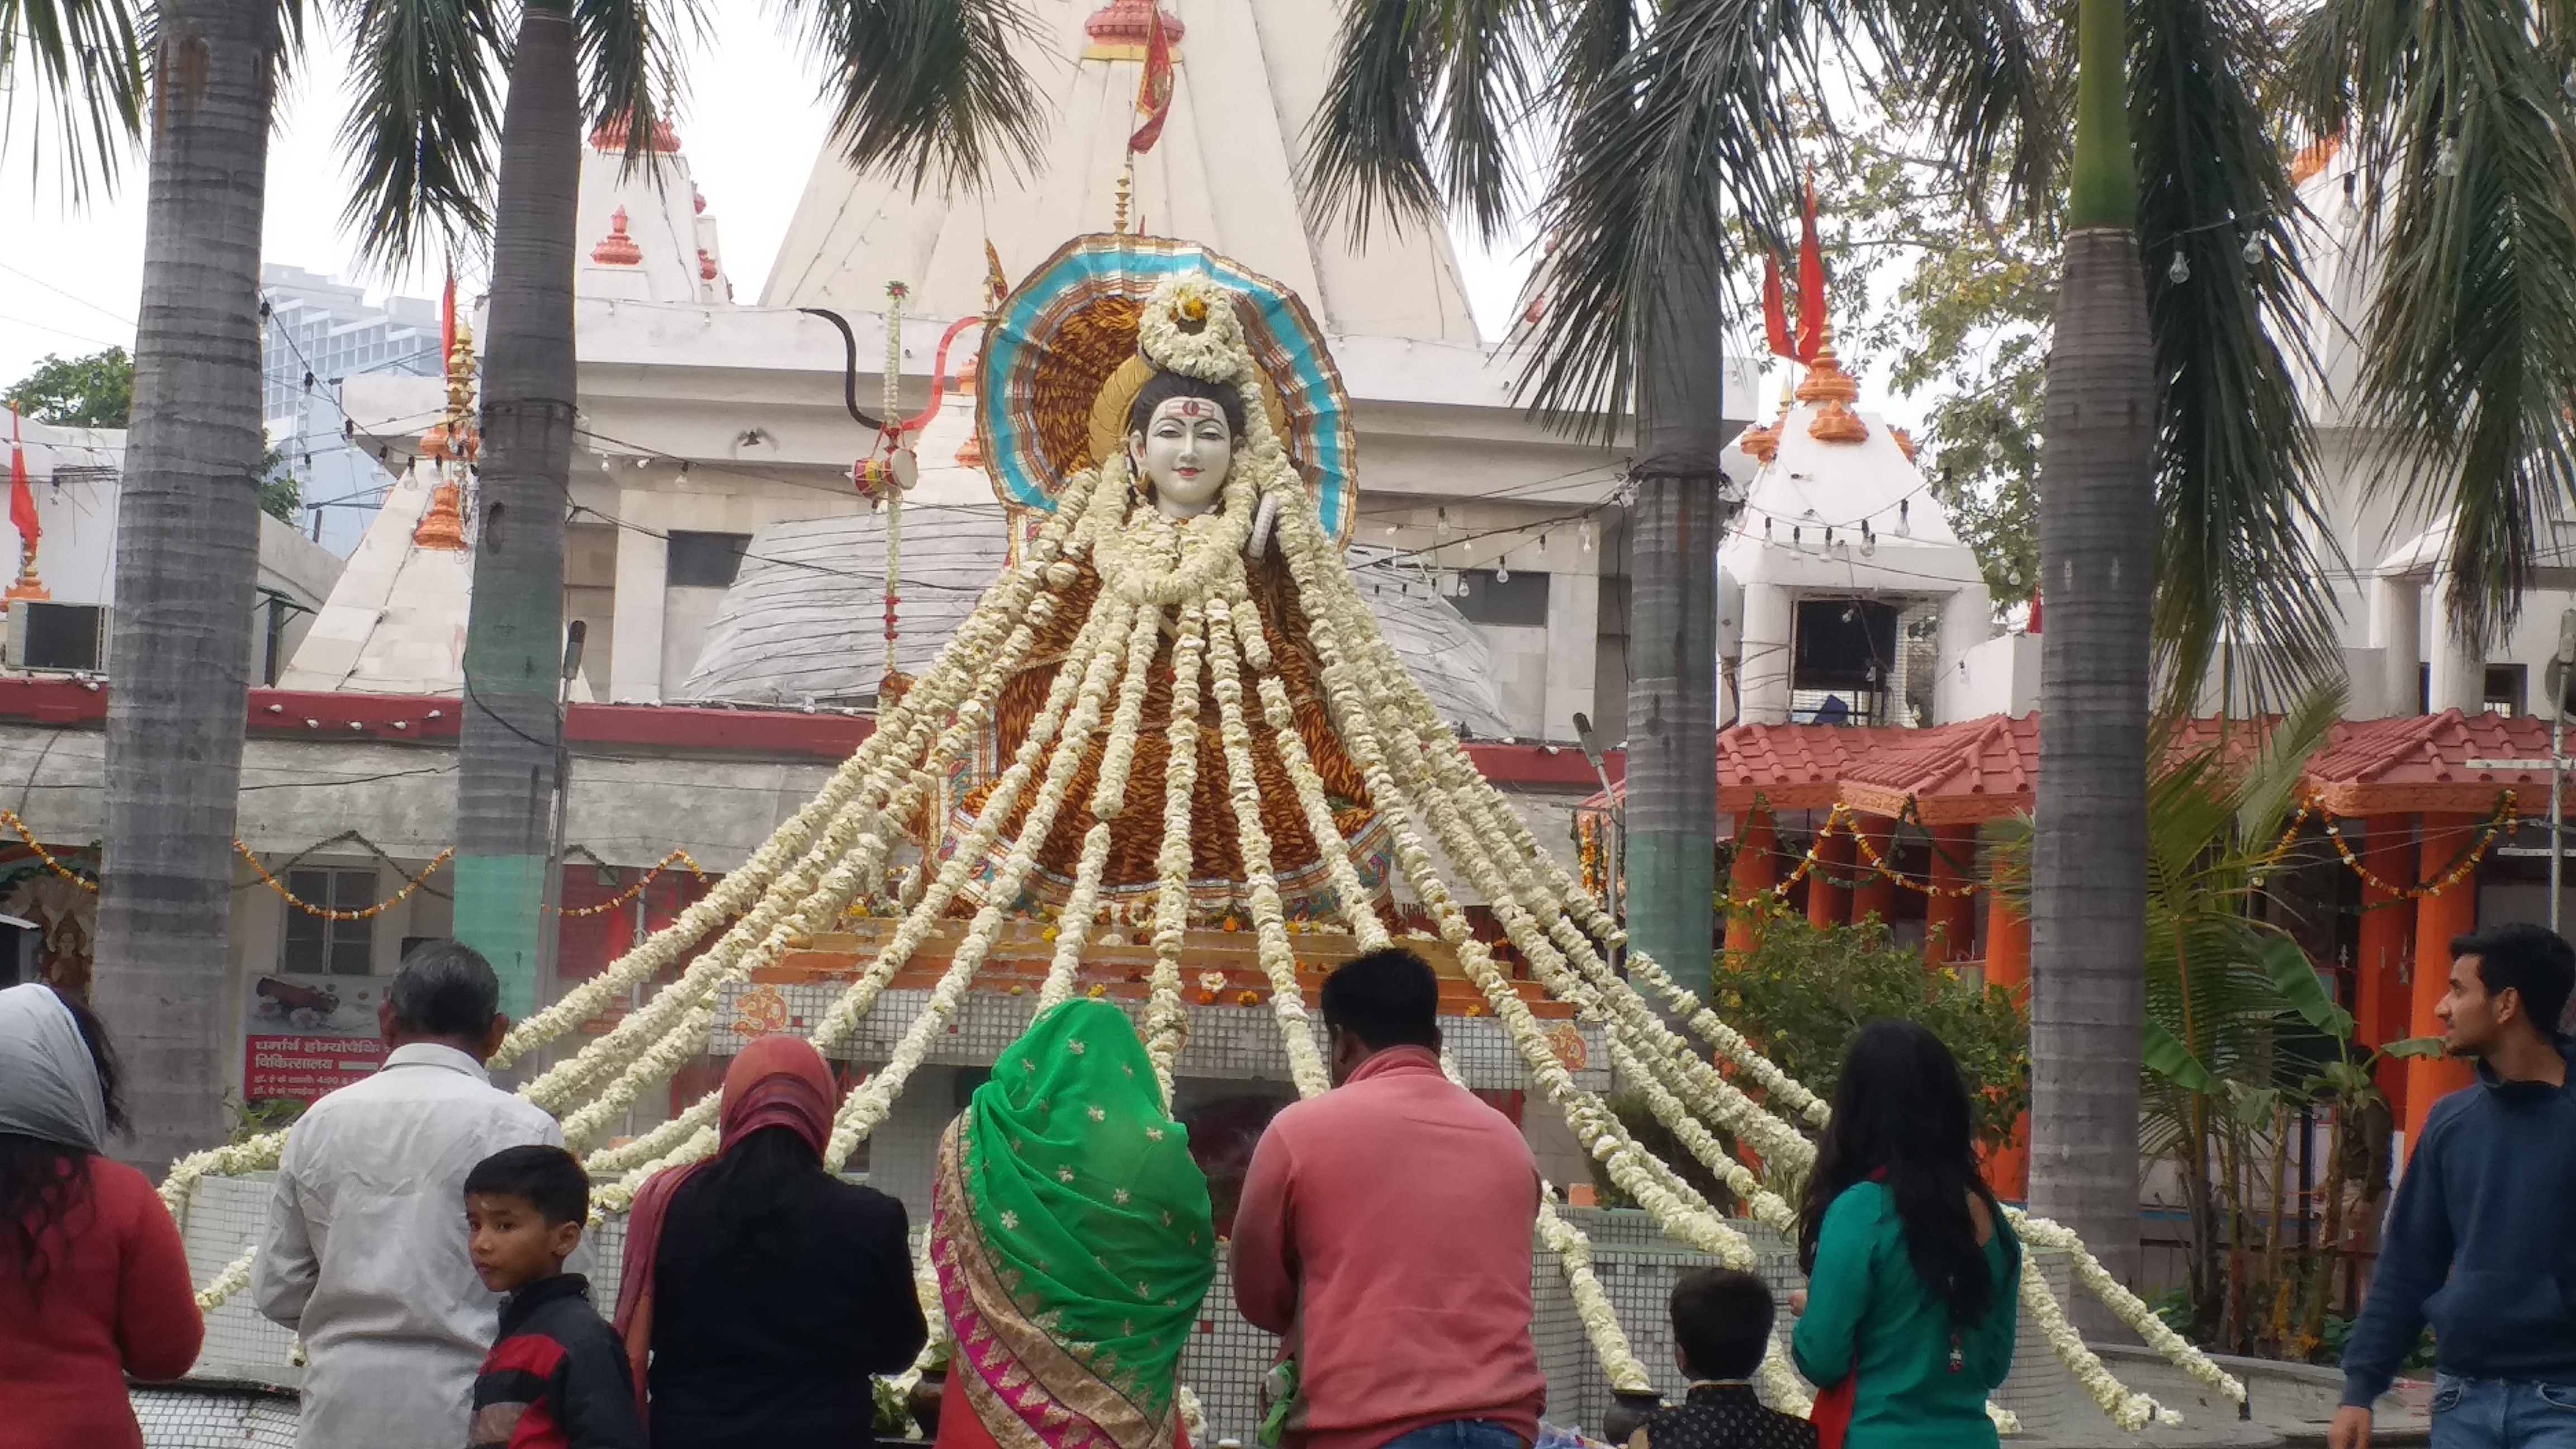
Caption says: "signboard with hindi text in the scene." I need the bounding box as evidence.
[243,973,390,1102]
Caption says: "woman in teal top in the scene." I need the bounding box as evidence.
[1790,1020,2021,1448]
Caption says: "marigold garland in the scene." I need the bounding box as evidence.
[555,850,707,918]
[234,841,454,921]
[0,808,94,889]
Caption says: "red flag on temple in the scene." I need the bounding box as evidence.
[1761,252,1795,361]
[8,406,39,552]
[1794,174,1826,363]
[440,271,457,371]
[1128,8,1176,154]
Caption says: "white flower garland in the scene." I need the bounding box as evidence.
[2018,1264,2180,1429]
[2012,1213,2244,1407]
[1205,585,1331,1098]
[1266,482,2186,1429]
[1039,821,1116,1012]
[825,593,1135,1168]
[1144,605,1209,1098]
[1537,1191,1656,1395]
[1094,600,1171,820]
[161,1135,287,1218]
[195,1244,256,1311]
[1225,576,1388,953]
[585,1088,719,1178]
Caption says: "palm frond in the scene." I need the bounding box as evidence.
[2305,0,2576,650]
[2132,0,2347,709]
[782,0,1045,193]
[0,0,145,202]
[576,0,703,180]
[337,0,504,269]
[1303,0,1552,242]
[2227,680,2342,844]
[1860,0,2062,220]
[1513,0,1816,435]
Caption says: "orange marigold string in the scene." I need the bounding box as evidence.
[2320,792,2518,901]
[0,808,97,891]
[555,850,707,918]
[236,841,455,921]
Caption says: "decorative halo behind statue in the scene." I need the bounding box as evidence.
[976,235,1356,545]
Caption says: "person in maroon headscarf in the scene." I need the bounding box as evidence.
[614,1036,926,1449]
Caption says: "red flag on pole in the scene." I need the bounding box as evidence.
[440,271,457,371]
[1795,173,1827,363]
[8,406,39,553]
[1761,252,1795,361]
[1128,7,1176,154]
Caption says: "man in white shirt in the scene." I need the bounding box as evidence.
[252,940,566,1449]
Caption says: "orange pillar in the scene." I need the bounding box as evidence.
[2402,812,2479,1152]
[1851,815,1898,925]
[1725,808,1778,958]
[1807,821,1853,929]
[1924,822,1980,967]
[1981,889,2032,1200]
[2354,813,2416,1117]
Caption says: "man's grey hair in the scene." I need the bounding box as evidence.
[387,939,501,1040]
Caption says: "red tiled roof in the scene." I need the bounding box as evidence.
[2304,709,2557,817]
[1840,715,2038,823]
[1715,723,1910,813]
[1579,711,2539,825]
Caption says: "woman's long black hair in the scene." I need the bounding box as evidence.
[1795,1019,2016,1324]
[688,1124,827,1270]
[1,987,128,1286]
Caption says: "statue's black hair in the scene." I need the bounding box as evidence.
[1126,372,1247,443]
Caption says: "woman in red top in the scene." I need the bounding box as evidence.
[0,982,202,1449]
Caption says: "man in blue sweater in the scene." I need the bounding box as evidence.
[2331,921,2576,1449]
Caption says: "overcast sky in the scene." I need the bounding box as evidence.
[2,13,1541,391]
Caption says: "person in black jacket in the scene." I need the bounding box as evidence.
[1628,1268,1816,1449]
[463,1145,644,1449]
[613,1035,927,1449]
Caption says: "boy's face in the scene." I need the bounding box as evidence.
[466,1191,582,1294]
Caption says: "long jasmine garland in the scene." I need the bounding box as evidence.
[2012,1213,2244,1406]
[1537,1191,1655,1395]
[2019,1267,2179,1429]
[825,594,1135,1168]
[1205,586,1330,1097]
[500,479,1104,1083]
[1225,576,1388,952]
[1144,605,1209,1095]
[1038,822,1116,1012]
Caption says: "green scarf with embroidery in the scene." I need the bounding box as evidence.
[946,1000,1215,1420]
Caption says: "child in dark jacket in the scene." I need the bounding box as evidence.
[463,1145,645,1449]
[1627,1268,1817,1449]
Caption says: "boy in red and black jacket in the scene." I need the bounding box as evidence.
[463,1145,645,1449]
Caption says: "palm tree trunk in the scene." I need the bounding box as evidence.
[453,0,577,1021]
[92,0,278,1175]
[2029,0,2154,1323]
[1623,228,1732,997]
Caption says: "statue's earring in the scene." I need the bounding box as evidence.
[1126,437,1150,504]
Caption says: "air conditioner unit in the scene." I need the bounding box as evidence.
[6,600,108,674]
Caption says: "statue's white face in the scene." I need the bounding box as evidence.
[1131,395,1233,519]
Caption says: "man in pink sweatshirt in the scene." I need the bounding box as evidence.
[1231,948,1547,1449]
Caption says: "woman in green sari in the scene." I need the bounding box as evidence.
[931,1001,1217,1449]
